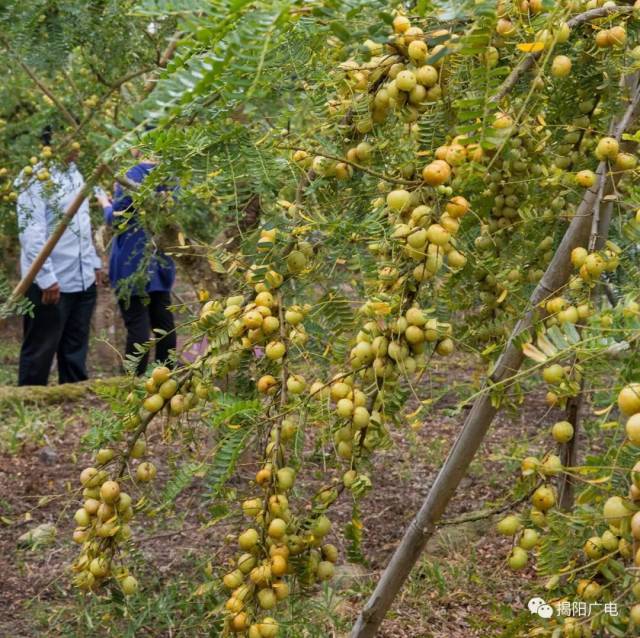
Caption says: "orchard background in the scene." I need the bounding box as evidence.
[2,1,640,637]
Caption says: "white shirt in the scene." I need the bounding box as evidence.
[16,163,102,293]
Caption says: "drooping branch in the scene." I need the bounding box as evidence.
[350,76,640,638]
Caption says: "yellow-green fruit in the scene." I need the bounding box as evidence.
[352,406,370,429]
[541,454,562,476]
[496,514,521,536]
[80,467,100,487]
[242,498,262,517]
[89,557,110,578]
[575,170,596,188]
[258,588,277,610]
[519,528,539,550]
[531,486,555,511]
[169,394,186,414]
[143,393,164,413]
[223,569,244,589]
[74,508,91,527]
[619,384,640,416]
[136,461,157,482]
[272,580,289,600]
[551,55,572,78]
[336,398,354,418]
[337,440,352,459]
[130,439,146,459]
[595,136,619,160]
[84,498,100,515]
[406,307,426,326]
[551,421,574,443]
[626,413,640,445]
[151,366,171,385]
[276,467,295,490]
[583,536,603,560]
[287,250,307,273]
[238,553,257,574]
[286,374,306,394]
[435,338,454,356]
[239,528,260,550]
[631,604,640,625]
[259,618,279,638]
[601,530,619,551]
[603,496,631,530]
[530,508,546,527]
[387,189,411,211]
[317,560,335,580]
[268,518,287,539]
[100,480,121,504]
[159,379,178,399]
[96,448,115,465]
[508,547,528,570]
[571,247,588,267]
[312,515,331,537]
[542,364,564,384]
[265,341,286,360]
[396,70,417,92]
[121,575,139,595]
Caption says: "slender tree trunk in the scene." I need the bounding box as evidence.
[350,79,640,638]
[558,388,582,511]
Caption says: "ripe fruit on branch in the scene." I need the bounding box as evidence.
[507,546,527,570]
[422,160,451,185]
[136,461,157,482]
[531,485,555,511]
[626,413,640,445]
[618,384,640,416]
[551,55,571,78]
[575,170,596,188]
[100,480,121,504]
[496,514,521,536]
[551,421,574,443]
[595,136,619,161]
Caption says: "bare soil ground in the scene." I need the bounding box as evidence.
[0,315,557,638]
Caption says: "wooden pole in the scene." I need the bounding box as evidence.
[10,164,108,301]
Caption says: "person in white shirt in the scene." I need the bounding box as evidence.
[16,127,103,385]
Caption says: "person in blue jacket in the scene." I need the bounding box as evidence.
[97,151,176,375]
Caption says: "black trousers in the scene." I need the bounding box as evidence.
[118,292,176,376]
[19,283,97,386]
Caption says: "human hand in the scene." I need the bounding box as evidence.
[41,282,61,304]
[95,193,112,208]
[95,269,107,287]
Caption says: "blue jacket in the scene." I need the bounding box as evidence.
[103,162,175,294]
[17,162,102,293]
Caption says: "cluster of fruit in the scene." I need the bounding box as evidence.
[0,166,16,203]
[576,135,638,189]
[71,471,138,594]
[70,365,192,594]
[497,385,640,635]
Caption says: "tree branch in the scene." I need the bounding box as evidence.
[493,5,634,103]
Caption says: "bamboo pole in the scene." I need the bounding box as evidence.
[350,76,640,638]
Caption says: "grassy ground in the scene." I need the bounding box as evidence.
[0,317,557,638]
